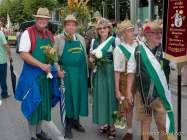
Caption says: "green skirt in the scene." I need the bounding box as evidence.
[92,62,118,125]
[28,74,52,125]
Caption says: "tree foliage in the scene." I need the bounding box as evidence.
[0,0,58,25]
[0,0,12,24]
[57,0,67,5]
[61,0,90,26]
[0,0,131,26]
[23,0,57,19]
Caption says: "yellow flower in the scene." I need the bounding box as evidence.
[49,48,56,55]
[41,45,57,64]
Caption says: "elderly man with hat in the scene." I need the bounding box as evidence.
[125,21,176,140]
[55,15,88,139]
[85,11,102,51]
[84,13,101,94]
[16,7,56,140]
[114,20,136,140]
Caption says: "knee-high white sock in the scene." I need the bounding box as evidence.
[45,121,65,140]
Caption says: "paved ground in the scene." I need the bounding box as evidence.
[0,48,186,140]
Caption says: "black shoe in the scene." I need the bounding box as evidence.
[72,120,85,132]
[31,137,37,140]
[64,127,73,139]
[1,94,11,99]
[36,131,52,140]
[64,117,73,139]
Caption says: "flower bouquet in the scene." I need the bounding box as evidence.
[113,98,127,129]
[92,49,103,59]
[41,45,58,79]
[90,36,115,71]
[91,49,111,72]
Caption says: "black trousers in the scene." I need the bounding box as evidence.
[0,63,8,96]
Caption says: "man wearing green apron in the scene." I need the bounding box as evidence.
[18,8,54,140]
[55,15,88,139]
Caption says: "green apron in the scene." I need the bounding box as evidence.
[59,40,88,119]
[28,33,52,125]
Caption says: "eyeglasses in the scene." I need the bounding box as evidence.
[97,26,108,31]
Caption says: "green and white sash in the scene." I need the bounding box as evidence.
[117,43,135,60]
[92,36,115,58]
[118,42,175,137]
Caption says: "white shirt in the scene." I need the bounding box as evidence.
[114,42,136,73]
[127,51,136,73]
[19,30,31,52]
[113,46,126,72]
[127,41,143,74]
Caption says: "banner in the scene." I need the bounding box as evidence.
[165,0,187,63]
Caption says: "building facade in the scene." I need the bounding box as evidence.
[101,0,163,23]
[53,0,163,24]
[130,0,163,23]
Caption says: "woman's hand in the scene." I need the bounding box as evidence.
[89,54,95,63]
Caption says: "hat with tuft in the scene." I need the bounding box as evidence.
[64,15,78,25]
[33,7,51,19]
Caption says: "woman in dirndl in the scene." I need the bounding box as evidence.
[89,18,120,139]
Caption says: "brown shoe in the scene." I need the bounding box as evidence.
[149,136,154,140]
[141,136,154,140]
[123,133,133,140]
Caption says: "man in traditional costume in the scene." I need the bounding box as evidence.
[16,8,56,140]
[114,20,136,140]
[126,22,176,140]
[55,15,88,139]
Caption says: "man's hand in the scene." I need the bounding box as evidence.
[116,90,125,102]
[40,64,51,73]
[58,70,64,78]
[125,91,134,106]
